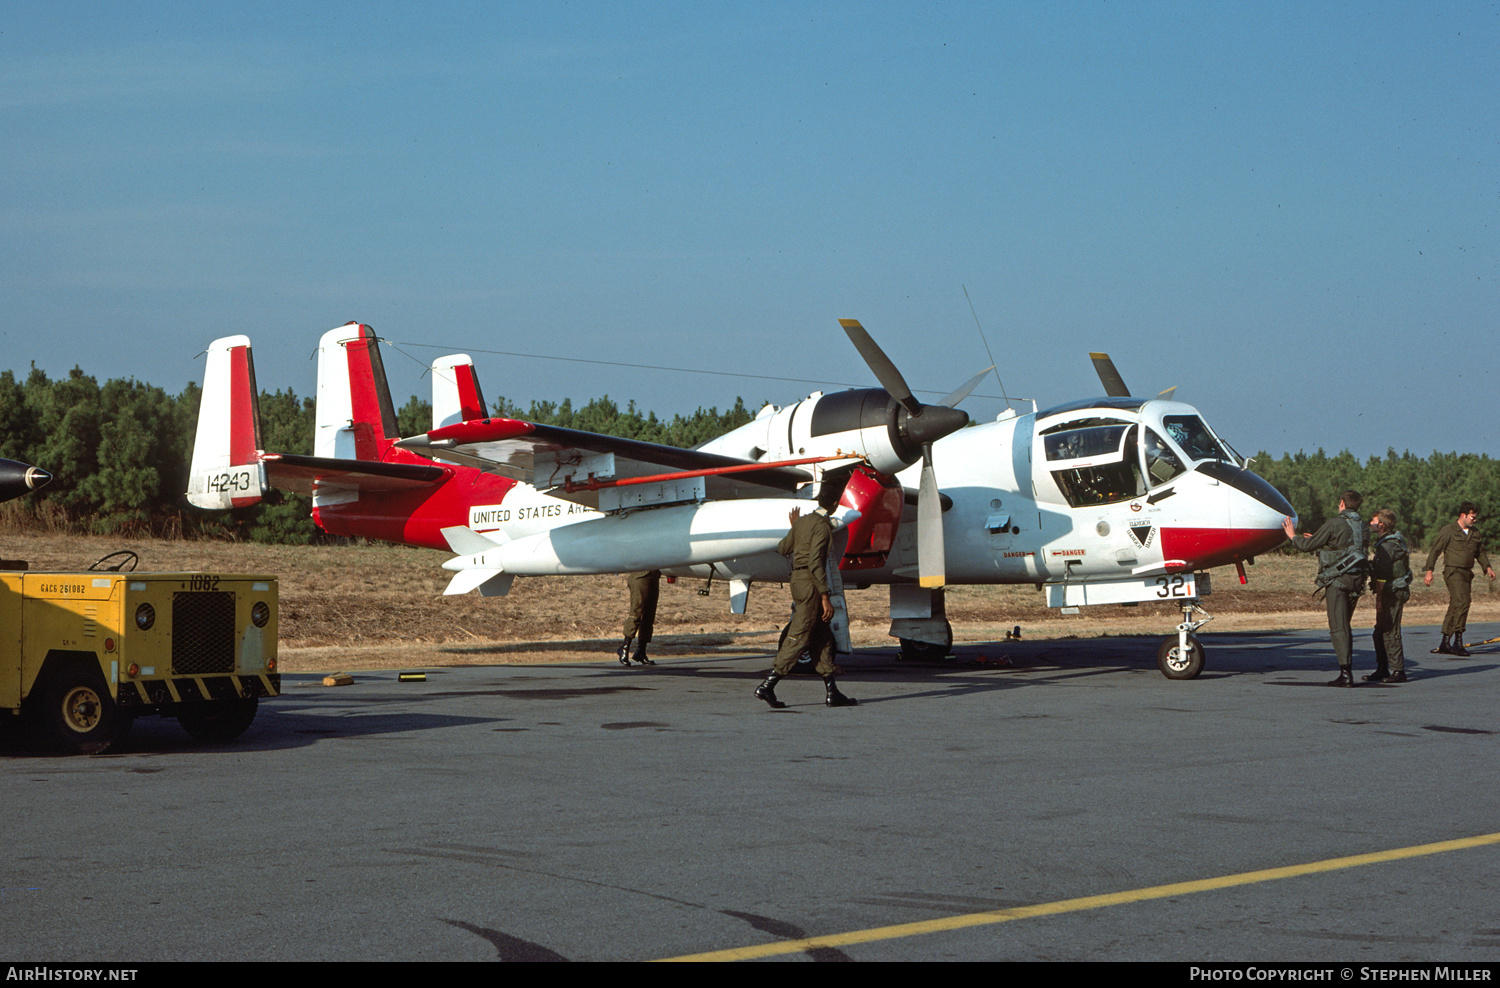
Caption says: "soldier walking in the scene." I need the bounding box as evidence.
[618,570,660,666]
[1423,502,1494,657]
[755,481,856,709]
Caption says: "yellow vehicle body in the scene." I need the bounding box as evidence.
[0,572,279,752]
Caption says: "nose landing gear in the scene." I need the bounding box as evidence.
[1157,598,1212,679]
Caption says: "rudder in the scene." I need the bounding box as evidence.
[315,322,400,460]
[430,354,488,430]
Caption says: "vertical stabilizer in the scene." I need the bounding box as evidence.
[430,354,488,430]
[187,335,267,509]
[315,322,400,460]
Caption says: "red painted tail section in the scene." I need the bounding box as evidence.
[344,324,400,460]
[227,342,261,470]
[311,323,519,551]
[454,362,487,422]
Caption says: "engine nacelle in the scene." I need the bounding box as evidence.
[765,388,959,477]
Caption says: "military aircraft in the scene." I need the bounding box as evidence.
[189,320,1293,678]
[187,323,951,647]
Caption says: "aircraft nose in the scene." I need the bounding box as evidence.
[1160,462,1293,569]
[1211,463,1294,560]
[1195,461,1292,519]
[1246,475,1293,518]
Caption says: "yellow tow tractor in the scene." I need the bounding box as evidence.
[1,551,279,753]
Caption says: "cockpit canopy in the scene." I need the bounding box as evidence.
[1034,400,1241,509]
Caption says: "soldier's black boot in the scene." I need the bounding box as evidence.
[1451,634,1470,657]
[1326,668,1354,687]
[1432,634,1453,655]
[631,643,655,665]
[618,636,634,666]
[824,676,857,707]
[755,673,786,709]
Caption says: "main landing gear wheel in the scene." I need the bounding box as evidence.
[898,635,952,663]
[1157,634,1205,680]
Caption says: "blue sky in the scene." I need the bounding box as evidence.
[3,1,1495,460]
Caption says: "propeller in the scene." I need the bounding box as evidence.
[938,365,996,409]
[839,319,971,589]
[1089,353,1131,398]
[1089,352,1178,401]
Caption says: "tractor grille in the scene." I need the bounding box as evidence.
[172,591,236,674]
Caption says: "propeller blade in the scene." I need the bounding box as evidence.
[1089,353,1131,398]
[917,445,945,589]
[1157,385,1178,402]
[840,319,922,416]
[939,366,995,408]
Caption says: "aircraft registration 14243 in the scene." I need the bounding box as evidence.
[187,320,1294,679]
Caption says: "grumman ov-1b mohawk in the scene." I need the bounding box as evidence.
[189,320,1293,679]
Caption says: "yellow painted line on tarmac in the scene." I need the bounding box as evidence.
[657,831,1500,962]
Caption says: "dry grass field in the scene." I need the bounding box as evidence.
[1,530,1493,672]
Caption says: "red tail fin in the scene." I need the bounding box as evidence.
[316,322,400,460]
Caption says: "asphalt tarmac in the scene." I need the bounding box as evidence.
[3,621,1498,963]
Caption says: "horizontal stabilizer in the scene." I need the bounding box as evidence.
[262,453,448,497]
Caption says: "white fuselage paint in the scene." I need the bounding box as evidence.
[671,399,1290,590]
[436,395,1290,598]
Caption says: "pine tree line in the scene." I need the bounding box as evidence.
[1250,448,1498,548]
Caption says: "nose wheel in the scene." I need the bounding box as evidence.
[1157,599,1211,679]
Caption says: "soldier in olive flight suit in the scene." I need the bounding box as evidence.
[1365,508,1412,683]
[618,570,660,666]
[755,481,856,709]
[1423,502,1494,657]
[1282,490,1369,687]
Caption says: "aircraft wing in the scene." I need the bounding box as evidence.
[261,453,449,496]
[395,417,827,504]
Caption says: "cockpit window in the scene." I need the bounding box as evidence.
[1143,428,1186,485]
[1046,424,1145,507]
[1043,424,1130,463]
[1163,415,1234,464]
